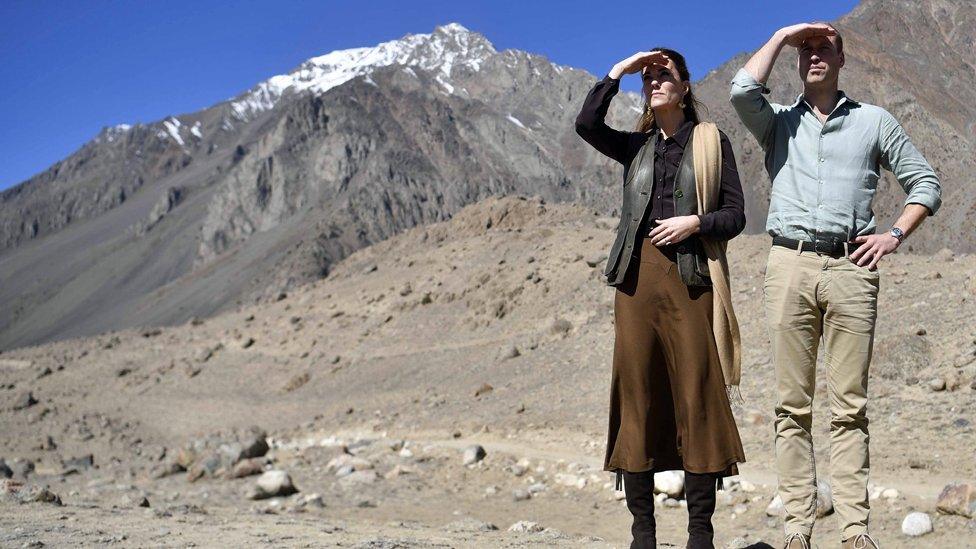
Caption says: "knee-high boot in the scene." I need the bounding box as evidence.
[622,470,657,548]
[684,471,717,549]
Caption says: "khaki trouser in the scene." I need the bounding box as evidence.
[763,243,880,539]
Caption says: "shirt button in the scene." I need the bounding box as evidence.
[820,158,825,162]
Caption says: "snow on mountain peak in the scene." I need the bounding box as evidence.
[228,22,496,120]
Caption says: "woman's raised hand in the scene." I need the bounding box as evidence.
[608,51,670,80]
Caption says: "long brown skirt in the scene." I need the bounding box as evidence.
[604,237,745,476]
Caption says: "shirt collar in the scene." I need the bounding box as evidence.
[655,119,696,149]
[793,90,858,114]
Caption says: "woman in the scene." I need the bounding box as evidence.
[575,48,747,549]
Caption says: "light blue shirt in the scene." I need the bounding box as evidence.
[729,68,942,243]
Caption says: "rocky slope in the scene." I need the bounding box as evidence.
[1,0,973,355]
[1,196,975,547]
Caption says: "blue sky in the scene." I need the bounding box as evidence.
[0,0,858,191]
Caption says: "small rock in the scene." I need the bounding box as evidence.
[383,465,412,479]
[936,482,976,518]
[726,536,751,549]
[513,489,531,501]
[20,485,62,505]
[653,470,684,498]
[195,346,215,363]
[462,445,487,466]
[554,473,586,489]
[248,470,298,500]
[901,511,933,536]
[474,383,494,397]
[499,345,520,360]
[239,337,255,349]
[62,454,94,473]
[186,453,221,482]
[12,390,37,410]
[116,494,151,508]
[227,458,265,479]
[816,480,833,518]
[585,254,607,268]
[508,521,544,533]
[882,488,900,500]
[149,461,184,479]
[282,372,310,393]
[929,377,947,392]
[766,495,784,517]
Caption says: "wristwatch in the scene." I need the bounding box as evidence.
[889,227,905,243]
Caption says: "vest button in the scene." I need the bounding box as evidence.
[674,190,684,198]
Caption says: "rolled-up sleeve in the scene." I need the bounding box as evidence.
[879,111,942,216]
[729,68,776,148]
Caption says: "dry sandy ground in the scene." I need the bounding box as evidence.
[2,196,974,548]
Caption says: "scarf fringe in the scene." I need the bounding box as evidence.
[726,385,744,406]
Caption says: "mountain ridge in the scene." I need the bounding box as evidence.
[1,1,972,350]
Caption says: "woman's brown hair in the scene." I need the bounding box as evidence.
[634,47,706,133]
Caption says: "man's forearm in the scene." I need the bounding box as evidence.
[893,203,931,239]
[744,31,789,84]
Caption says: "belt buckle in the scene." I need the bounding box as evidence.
[813,239,836,256]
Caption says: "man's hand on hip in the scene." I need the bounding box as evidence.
[849,233,900,270]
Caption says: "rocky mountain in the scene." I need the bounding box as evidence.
[1,0,974,350]
[0,23,643,350]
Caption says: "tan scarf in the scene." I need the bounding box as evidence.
[692,122,743,403]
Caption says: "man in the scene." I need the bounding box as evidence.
[729,22,942,549]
